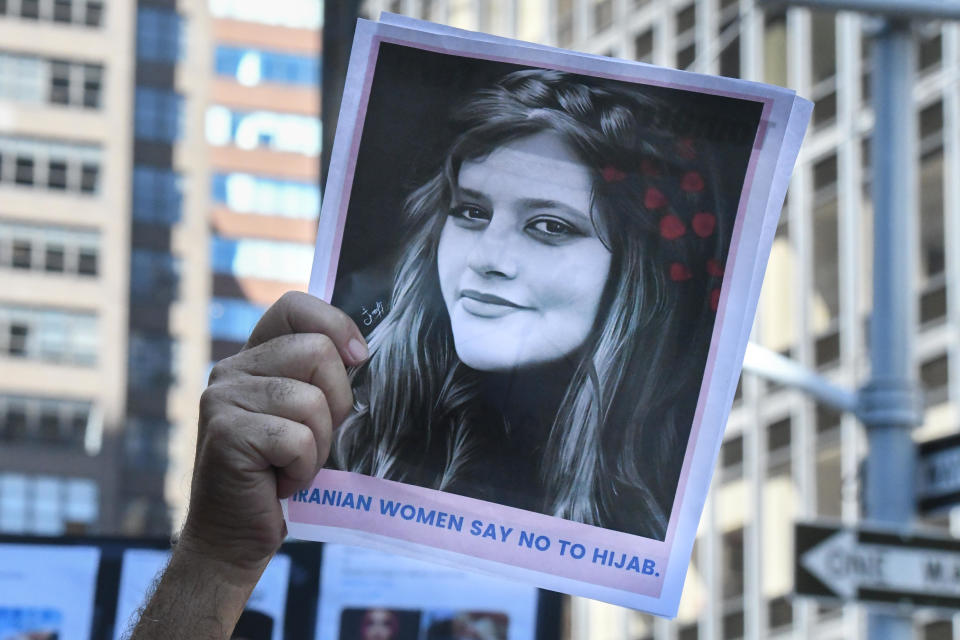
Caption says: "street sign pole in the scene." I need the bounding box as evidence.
[861,17,922,640]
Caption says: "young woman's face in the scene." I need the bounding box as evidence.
[436,131,612,372]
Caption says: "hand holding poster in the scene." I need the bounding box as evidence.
[285,15,811,616]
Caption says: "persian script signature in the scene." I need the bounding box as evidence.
[360,300,385,326]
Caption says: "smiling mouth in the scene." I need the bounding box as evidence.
[459,289,528,308]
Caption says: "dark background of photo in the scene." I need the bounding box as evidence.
[330,42,764,332]
[338,607,422,640]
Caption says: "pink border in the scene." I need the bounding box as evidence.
[306,33,776,597]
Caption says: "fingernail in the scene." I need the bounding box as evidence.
[347,338,369,363]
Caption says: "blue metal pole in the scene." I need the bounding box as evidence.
[862,18,921,640]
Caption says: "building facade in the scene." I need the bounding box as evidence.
[0,0,322,537]
[0,0,134,536]
[365,1,960,639]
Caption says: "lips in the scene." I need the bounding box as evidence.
[460,289,527,308]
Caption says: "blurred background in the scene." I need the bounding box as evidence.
[0,0,956,639]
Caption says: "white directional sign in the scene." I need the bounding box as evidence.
[796,522,960,610]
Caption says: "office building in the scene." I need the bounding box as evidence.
[366,2,959,639]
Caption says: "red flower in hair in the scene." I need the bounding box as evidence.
[681,171,705,193]
[706,259,724,278]
[601,165,627,183]
[710,288,721,311]
[644,187,667,210]
[659,214,686,240]
[669,262,693,281]
[692,212,716,238]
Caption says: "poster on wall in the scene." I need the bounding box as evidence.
[0,543,101,640]
[285,15,811,616]
[113,549,291,640]
[315,543,538,640]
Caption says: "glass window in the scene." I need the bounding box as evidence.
[15,156,34,185]
[634,30,654,64]
[20,0,39,19]
[84,0,102,26]
[1,221,99,277]
[48,159,68,189]
[49,60,71,105]
[137,7,183,62]
[54,0,72,22]
[44,245,65,272]
[205,106,320,156]
[210,297,267,343]
[133,166,183,223]
[79,163,98,193]
[77,248,97,276]
[214,46,319,86]
[130,248,180,299]
[210,235,314,283]
[0,52,46,104]
[8,323,28,356]
[811,11,837,83]
[128,332,176,389]
[135,87,184,142]
[0,306,98,365]
[211,172,320,219]
[81,64,102,108]
[12,241,32,269]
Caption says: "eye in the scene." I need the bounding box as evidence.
[526,216,580,241]
[448,204,490,228]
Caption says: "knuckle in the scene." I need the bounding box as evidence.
[264,377,293,404]
[207,360,232,385]
[307,333,337,360]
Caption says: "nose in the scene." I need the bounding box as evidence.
[466,222,518,279]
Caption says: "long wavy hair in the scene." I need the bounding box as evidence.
[332,69,732,540]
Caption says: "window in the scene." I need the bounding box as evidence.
[0,473,98,535]
[210,297,268,343]
[128,332,177,390]
[634,29,654,64]
[79,163,98,193]
[124,418,170,469]
[214,46,319,86]
[675,4,697,69]
[49,60,71,104]
[921,354,949,407]
[84,0,102,26]
[0,135,101,193]
[137,7,183,62]
[211,172,320,219]
[0,306,98,365]
[54,0,72,22]
[0,53,46,103]
[20,0,40,19]
[130,249,180,300]
[211,235,313,283]
[81,64,101,108]
[205,106,320,156]
[15,156,34,185]
[44,245,65,272]
[721,434,743,479]
[135,87,184,142]
[593,0,613,32]
[208,0,322,29]
[47,159,67,189]
[133,166,182,223]
[0,221,100,276]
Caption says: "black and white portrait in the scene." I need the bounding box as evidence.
[325,43,764,541]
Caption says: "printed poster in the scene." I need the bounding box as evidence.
[0,544,100,640]
[285,15,811,615]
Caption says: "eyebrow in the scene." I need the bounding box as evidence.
[518,198,592,225]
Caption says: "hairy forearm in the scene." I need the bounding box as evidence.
[127,544,266,640]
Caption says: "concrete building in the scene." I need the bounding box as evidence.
[0,0,134,536]
[0,0,323,537]
[365,2,959,639]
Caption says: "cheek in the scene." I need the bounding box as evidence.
[535,246,612,322]
[436,221,463,301]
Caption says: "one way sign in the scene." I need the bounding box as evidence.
[795,522,960,610]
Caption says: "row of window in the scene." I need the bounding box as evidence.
[135,87,184,142]
[0,472,98,535]
[128,331,178,390]
[214,45,319,87]
[0,136,101,194]
[0,305,98,366]
[0,52,103,109]
[132,166,182,223]
[210,235,313,283]
[0,221,98,276]
[0,393,91,449]
[211,172,319,219]
[0,0,103,27]
[205,106,320,156]
[208,0,321,29]
[136,7,184,63]
[209,297,266,343]
[130,248,180,300]
[124,417,170,470]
